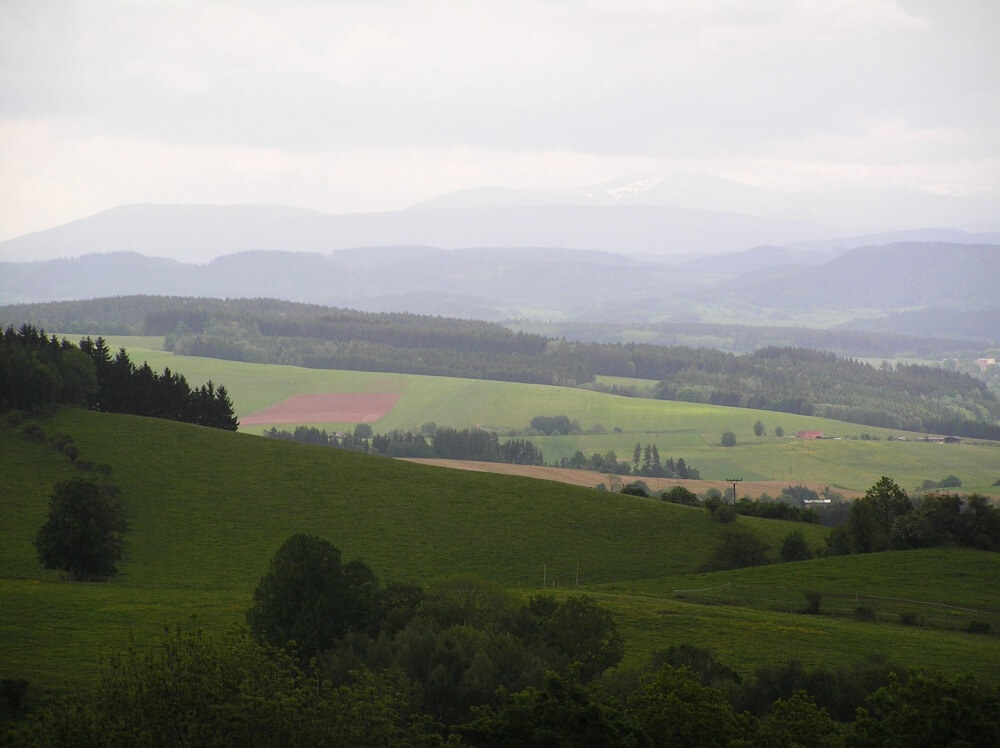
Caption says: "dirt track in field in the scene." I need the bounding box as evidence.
[403,459,863,498]
[241,393,401,425]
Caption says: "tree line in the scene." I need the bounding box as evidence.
[825,476,1000,556]
[265,425,545,465]
[0,325,237,430]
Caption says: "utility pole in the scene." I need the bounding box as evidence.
[725,477,742,505]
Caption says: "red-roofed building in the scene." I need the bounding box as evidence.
[796,430,825,439]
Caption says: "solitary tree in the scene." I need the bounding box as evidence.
[754,420,765,437]
[721,431,737,447]
[35,476,126,581]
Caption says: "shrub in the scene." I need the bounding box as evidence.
[0,678,29,712]
[779,531,814,562]
[898,612,918,626]
[620,481,650,497]
[661,486,699,506]
[803,592,822,615]
[854,606,876,621]
[713,505,737,523]
[22,423,47,442]
[702,526,772,571]
[964,620,991,635]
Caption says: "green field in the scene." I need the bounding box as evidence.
[71,335,1000,495]
[3,409,1000,695]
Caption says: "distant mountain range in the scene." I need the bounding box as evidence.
[2,243,997,334]
[0,202,835,265]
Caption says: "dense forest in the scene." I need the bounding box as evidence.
[0,325,236,430]
[3,296,998,439]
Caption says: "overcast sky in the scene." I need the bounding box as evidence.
[1,0,998,240]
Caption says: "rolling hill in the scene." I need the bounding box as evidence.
[3,408,999,695]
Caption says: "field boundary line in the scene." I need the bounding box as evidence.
[852,594,989,614]
[673,583,732,594]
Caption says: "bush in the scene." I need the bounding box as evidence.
[964,620,991,635]
[854,606,876,621]
[0,678,29,713]
[620,481,650,498]
[803,592,822,615]
[713,505,737,523]
[702,526,772,571]
[898,612,918,626]
[779,531,814,562]
[721,431,737,447]
[22,423,47,442]
[661,486,699,506]
[774,426,784,437]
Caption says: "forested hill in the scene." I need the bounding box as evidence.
[2,296,999,439]
[2,242,998,326]
[740,242,1000,309]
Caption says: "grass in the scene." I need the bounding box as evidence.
[3,409,999,693]
[591,548,1000,632]
[593,588,1000,681]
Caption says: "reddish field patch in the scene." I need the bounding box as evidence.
[241,393,400,425]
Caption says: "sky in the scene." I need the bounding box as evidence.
[1,0,998,241]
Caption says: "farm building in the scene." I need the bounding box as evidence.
[796,430,825,439]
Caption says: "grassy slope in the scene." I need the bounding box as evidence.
[66,337,1000,494]
[3,411,999,690]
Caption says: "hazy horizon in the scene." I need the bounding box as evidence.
[2,0,999,249]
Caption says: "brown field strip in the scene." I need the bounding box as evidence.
[403,459,863,498]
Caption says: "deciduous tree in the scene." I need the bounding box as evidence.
[35,476,126,581]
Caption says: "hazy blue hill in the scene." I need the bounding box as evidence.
[839,307,1000,345]
[2,241,997,327]
[739,242,1000,310]
[0,252,194,304]
[676,244,848,274]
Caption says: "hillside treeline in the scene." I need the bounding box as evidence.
[3,296,998,438]
[525,318,984,357]
[266,426,545,465]
[826,477,1000,556]
[79,337,238,430]
[0,326,237,430]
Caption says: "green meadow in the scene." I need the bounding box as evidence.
[3,409,1000,696]
[68,335,1000,495]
